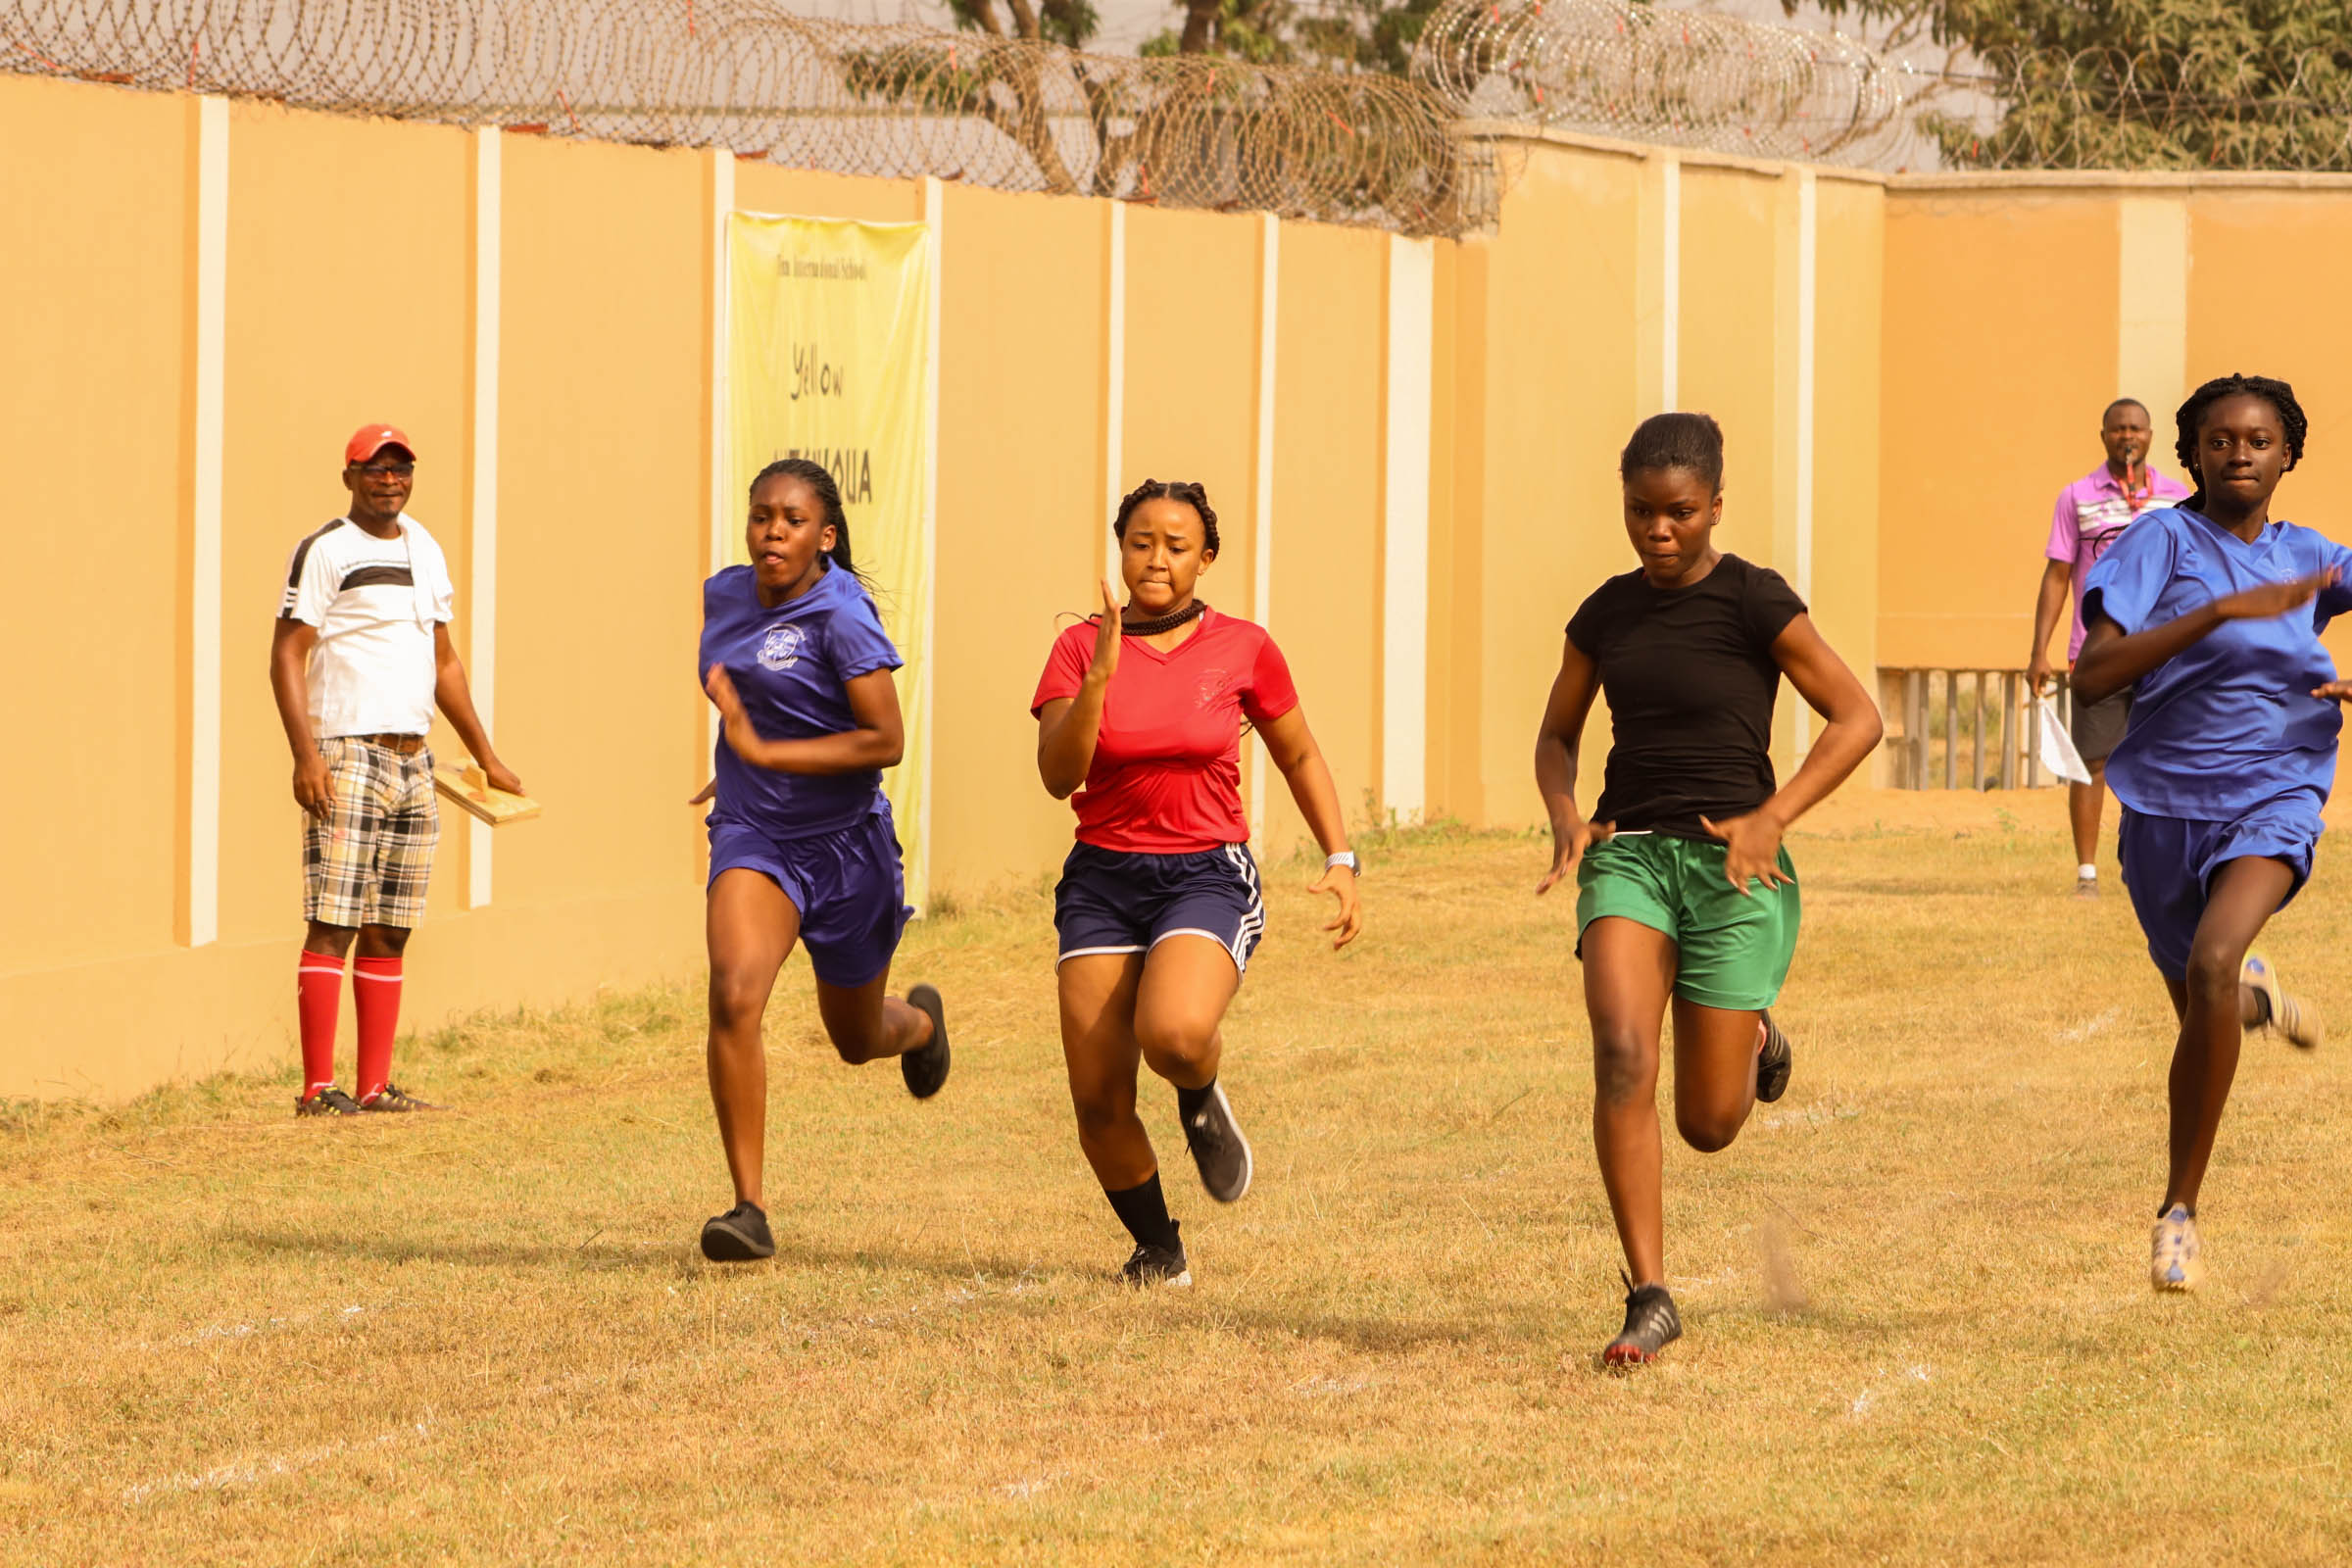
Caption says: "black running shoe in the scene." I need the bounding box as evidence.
[295,1085,366,1118]
[359,1083,440,1113]
[1755,1011,1792,1104]
[1601,1276,1683,1369]
[699,1200,775,1262]
[1122,1231,1192,1289]
[1180,1081,1253,1203]
[901,984,952,1100]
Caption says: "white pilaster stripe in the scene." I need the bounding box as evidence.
[1790,169,1816,760]
[916,175,944,913]
[1102,202,1127,574]
[1248,213,1280,846]
[1380,234,1434,822]
[188,96,228,949]
[706,151,735,762]
[467,126,502,908]
[1660,156,1680,412]
[2116,195,2189,425]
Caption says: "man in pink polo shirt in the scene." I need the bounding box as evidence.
[2026,397,2191,896]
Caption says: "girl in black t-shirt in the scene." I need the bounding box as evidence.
[1534,413,1884,1368]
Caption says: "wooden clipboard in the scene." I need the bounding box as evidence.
[433,760,542,826]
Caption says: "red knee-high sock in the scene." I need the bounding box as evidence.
[297,953,346,1098]
[353,956,404,1101]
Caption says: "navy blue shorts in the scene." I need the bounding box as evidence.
[708,805,911,989]
[2118,798,2322,980]
[1054,842,1266,976]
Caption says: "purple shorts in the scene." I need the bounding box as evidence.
[708,804,911,988]
[2117,796,2322,980]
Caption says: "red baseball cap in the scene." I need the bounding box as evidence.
[345,423,416,465]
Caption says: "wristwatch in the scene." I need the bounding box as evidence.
[1326,851,1360,876]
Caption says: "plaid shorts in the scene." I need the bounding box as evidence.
[304,736,440,929]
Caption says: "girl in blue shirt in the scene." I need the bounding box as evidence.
[692,458,951,1264]
[2074,374,2348,1293]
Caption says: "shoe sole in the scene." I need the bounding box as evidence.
[902,984,951,1100]
[700,1220,775,1262]
[1600,1343,1667,1369]
[1755,1012,1792,1104]
[1192,1081,1253,1203]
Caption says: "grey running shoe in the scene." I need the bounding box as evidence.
[1181,1081,1253,1203]
[901,984,952,1099]
[700,1200,775,1262]
[295,1085,366,1118]
[1755,1011,1792,1103]
[1122,1233,1192,1289]
[359,1083,440,1112]
[2242,955,2322,1051]
[1602,1276,1683,1369]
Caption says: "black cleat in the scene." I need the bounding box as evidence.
[1180,1081,1253,1203]
[901,984,952,1100]
[1755,1011,1792,1104]
[359,1083,440,1113]
[699,1200,775,1262]
[1122,1230,1192,1289]
[295,1085,366,1118]
[1601,1276,1683,1369]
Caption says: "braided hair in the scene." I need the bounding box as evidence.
[2174,373,2307,514]
[1112,478,1220,555]
[750,458,866,583]
[1619,412,1725,491]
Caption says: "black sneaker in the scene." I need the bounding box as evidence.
[1601,1276,1683,1369]
[699,1200,775,1262]
[1180,1081,1253,1203]
[901,984,951,1100]
[1122,1230,1192,1289]
[359,1083,440,1113]
[295,1085,366,1118]
[1755,1011,1792,1104]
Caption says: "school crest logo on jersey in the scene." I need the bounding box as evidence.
[759,624,806,670]
[1196,668,1233,709]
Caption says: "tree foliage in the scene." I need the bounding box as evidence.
[1803,0,2352,170]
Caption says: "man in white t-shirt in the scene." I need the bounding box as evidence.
[268,423,522,1116]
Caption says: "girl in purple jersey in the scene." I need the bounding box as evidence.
[2072,374,2346,1292]
[692,459,951,1263]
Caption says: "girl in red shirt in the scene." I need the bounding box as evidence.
[1033,479,1364,1287]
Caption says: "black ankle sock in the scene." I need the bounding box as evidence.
[1105,1172,1181,1251]
[1175,1077,1216,1124]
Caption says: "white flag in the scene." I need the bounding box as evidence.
[2037,696,2092,785]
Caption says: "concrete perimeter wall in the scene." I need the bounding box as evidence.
[7,76,2350,1100]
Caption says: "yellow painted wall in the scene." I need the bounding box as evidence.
[930,184,1106,894]
[1811,177,1885,700]
[20,71,2352,1102]
[1680,168,1786,580]
[1878,190,2122,670]
[1262,221,1386,853]
[1463,142,1646,829]
[0,79,187,988]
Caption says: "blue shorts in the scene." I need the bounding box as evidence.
[1054,842,1265,976]
[2117,797,2322,980]
[708,804,911,989]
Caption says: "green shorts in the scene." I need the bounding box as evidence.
[1574,832,1801,1011]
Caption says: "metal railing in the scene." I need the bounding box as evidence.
[1882,667,2078,791]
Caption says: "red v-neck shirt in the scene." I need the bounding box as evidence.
[1031,608,1299,853]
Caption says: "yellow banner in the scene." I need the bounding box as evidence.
[725,214,935,908]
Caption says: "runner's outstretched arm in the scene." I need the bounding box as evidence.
[2072,570,2336,705]
[1533,634,1605,896]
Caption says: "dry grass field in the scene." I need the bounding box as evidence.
[5,789,2350,1565]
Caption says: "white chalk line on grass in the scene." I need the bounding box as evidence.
[121,1422,432,1506]
[153,1301,400,1351]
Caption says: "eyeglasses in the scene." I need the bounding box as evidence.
[353,462,416,479]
